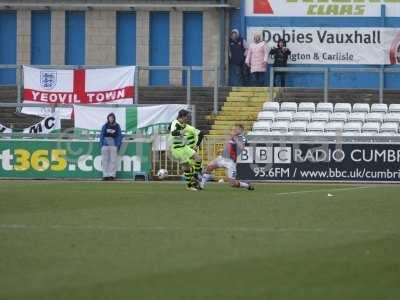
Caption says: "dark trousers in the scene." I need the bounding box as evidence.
[274,72,286,87]
[251,72,265,86]
[229,63,244,86]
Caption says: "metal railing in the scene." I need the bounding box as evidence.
[269,66,400,103]
[0,64,220,114]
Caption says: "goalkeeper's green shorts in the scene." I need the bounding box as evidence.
[171,146,196,163]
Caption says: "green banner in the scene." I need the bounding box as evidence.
[0,139,151,179]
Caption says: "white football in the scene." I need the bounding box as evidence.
[157,169,169,180]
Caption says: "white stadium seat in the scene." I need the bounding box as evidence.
[329,112,347,123]
[271,121,289,133]
[298,102,315,113]
[307,121,326,132]
[380,122,399,134]
[275,111,293,122]
[252,121,272,132]
[280,102,297,112]
[352,103,370,113]
[289,121,307,132]
[389,104,400,113]
[325,121,344,132]
[348,112,366,123]
[263,101,280,112]
[371,103,388,113]
[384,113,400,123]
[316,102,334,113]
[292,111,311,122]
[311,112,330,122]
[257,111,275,121]
[365,112,384,123]
[334,103,352,114]
[362,122,380,134]
[343,122,362,133]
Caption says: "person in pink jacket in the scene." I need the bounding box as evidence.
[245,33,269,86]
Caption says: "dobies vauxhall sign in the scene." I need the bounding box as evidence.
[247,27,400,65]
[247,0,400,17]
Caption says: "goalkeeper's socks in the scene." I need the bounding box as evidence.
[201,173,212,184]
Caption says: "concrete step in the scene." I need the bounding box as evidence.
[232,87,268,92]
[211,125,252,131]
[214,120,254,126]
[221,106,260,112]
[227,96,267,102]
[215,115,258,121]
[223,101,264,108]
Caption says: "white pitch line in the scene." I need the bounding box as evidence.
[0,223,396,235]
[274,186,371,196]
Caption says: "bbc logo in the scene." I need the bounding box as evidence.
[237,146,292,164]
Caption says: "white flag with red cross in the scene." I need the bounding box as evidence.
[22,66,135,119]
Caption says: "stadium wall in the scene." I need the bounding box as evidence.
[0,0,233,87]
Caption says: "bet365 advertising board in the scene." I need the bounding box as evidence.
[0,139,151,179]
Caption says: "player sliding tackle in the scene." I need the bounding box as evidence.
[169,109,204,191]
[201,124,254,190]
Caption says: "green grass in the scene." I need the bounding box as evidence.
[0,181,399,300]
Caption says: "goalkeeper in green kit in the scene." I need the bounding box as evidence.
[169,109,204,191]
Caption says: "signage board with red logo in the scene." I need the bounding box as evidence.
[248,0,400,17]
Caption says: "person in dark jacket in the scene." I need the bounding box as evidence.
[229,29,248,86]
[270,39,291,87]
[100,113,122,180]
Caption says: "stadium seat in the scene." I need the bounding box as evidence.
[298,102,316,112]
[275,111,293,122]
[280,102,297,112]
[316,102,334,113]
[365,112,384,123]
[307,121,326,132]
[389,104,400,113]
[362,122,380,134]
[289,121,307,132]
[253,121,272,132]
[311,112,330,122]
[257,111,275,121]
[384,113,400,123]
[348,112,366,123]
[325,121,344,132]
[329,112,347,123]
[380,122,399,134]
[334,103,352,114]
[262,101,280,112]
[343,122,362,133]
[271,121,289,133]
[292,111,311,122]
[371,103,388,113]
[352,103,370,113]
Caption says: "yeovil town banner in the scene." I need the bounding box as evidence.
[22,66,135,119]
[247,27,400,65]
[73,104,189,133]
[248,0,400,17]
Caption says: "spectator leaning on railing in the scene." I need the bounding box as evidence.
[270,38,291,87]
[245,33,269,87]
[100,113,123,181]
[229,29,248,86]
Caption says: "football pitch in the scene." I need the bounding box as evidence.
[0,181,399,300]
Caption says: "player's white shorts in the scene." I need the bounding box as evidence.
[211,156,236,179]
